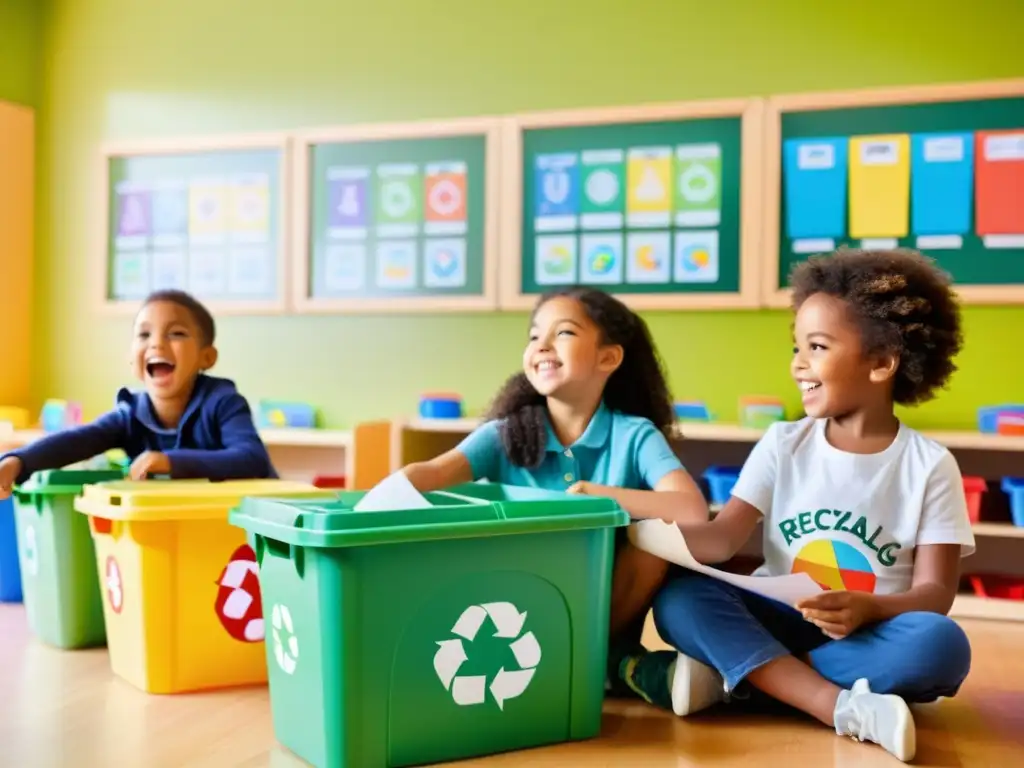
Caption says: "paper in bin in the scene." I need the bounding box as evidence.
[354,471,430,512]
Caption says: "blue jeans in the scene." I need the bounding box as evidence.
[653,572,972,703]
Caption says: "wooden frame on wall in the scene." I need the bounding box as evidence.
[97,132,292,316]
[499,97,765,311]
[290,117,502,314]
[762,78,1024,308]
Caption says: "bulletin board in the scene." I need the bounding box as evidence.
[292,118,501,313]
[763,79,1024,307]
[99,134,290,315]
[500,99,764,311]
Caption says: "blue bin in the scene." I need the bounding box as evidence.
[418,394,463,419]
[703,466,741,506]
[978,405,1024,434]
[1000,477,1024,527]
[0,496,23,602]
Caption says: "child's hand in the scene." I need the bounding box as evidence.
[566,481,593,495]
[129,451,171,480]
[796,590,879,640]
[0,456,22,499]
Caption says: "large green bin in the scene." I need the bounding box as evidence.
[229,482,629,768]
[14,468,125,648]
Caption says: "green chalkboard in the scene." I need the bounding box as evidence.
[519,116,744,298]
[307,134,489,301]
[777,95,1024,291]
[106,147,283,305]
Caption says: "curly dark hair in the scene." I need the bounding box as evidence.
[139,289,217,347]
[789,248,963,406]
[485,286,675,468]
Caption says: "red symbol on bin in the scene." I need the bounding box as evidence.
[214,545,264,643]
[106,556,124,614]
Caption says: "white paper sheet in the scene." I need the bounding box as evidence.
[353,471,430,512]
[629,519,823,607]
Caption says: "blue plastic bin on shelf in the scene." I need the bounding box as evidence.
[0,497,23,602]
[703,466,741,506]
[978,405,1024,433]
[1000,477,1024,527]
[419,394,463,419]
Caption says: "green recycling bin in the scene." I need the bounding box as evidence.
[13,468,125,648]
[229,482,629,768]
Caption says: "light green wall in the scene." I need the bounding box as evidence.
[0,0,42,107]
[34,0,1024,428]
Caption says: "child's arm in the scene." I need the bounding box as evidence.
[402,420,499,492]
[161,394,274,480]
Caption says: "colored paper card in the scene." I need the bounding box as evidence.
[188,177,228,244]
[151,182,189,247]
[579,232,624,285]
[376,164,422,239]
[673,230,719,284]
[424,162,468,236]
[910,133,973,245]
[580,149,625,230]
[975,130,1024,237]
[423,238,467,288]
[228,174,271,244]
[625,231,671,284]
[149,249,187,291]
[848,134,911,239]
[674,144,721,227]
[323,243,367,292]
[112,250,150,299]
[783,138,848,245]
[327,167,370,240]
[375,239,417,289]
[188,248,229,297]
[626,147,672,228]
[534,234,577,285]
[535,153,579,232]
[228,246,274,296]
[115,183,151,251]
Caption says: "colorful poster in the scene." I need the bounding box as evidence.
[848,134,911,240]
[910,133,974,248]
[151,183,189,247]
[150,249,188,291]
[534,153,579,232]
[228,247,273,296]
[580,150,625,230]
[625,231,670,284]
[376,164,422,239]
[579,233,624,285]
[323,244,367,293]
[783,137,848,250]
[626,147,672,228]
[424,162,468,236]
[188,177,228,244]
[375,239,417,289]
[674,144,721,227]
[114,183,151,251]
[228,174,271,244]
[187,248,229,297]
[327,167,370,240]
[975,130,1024,242]
[423,238,467,288]
[674,230,719,284]
[112,250,150,299]
[534,234,577,285]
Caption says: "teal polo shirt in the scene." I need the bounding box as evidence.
[456,402,684,493]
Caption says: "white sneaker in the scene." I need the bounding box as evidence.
[669,652,728,716]
[833,678,916,762]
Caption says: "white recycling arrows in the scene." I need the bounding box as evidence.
[271,603,299,675]
[432,601,541,711]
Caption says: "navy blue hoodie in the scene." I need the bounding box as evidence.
[3,374,277,485]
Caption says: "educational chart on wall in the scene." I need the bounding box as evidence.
[106,146,284,307]
[512,111,750,309]
[304,129,494,309]
[775,89,1024,298]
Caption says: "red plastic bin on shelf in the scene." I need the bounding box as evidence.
[970,575,1024,601]
[312,475,346,489]
[962,476,987,523]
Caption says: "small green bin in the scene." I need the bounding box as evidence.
[229,482,629,768]
[14,468,125,648]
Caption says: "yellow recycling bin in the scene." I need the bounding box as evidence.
[74,479,334,695]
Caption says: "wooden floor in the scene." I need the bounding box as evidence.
[1,604,1022,767]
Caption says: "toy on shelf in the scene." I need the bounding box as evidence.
[977,404,1024,435]
[739,396,785,429]
[0,406,31,432]
[418,392,463,419]
[674,401,712,421]
[258,401,318,429]
[40,400,83,433]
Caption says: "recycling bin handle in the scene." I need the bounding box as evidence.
[255,534,305,578]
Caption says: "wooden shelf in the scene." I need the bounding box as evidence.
[407,417,482,433]
[950,594,1024,622]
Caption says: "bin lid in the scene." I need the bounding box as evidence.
[17,468,126,496]
[74,479,335,522]
[228,482,630,549]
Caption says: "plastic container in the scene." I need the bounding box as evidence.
[13,469,125,648]
[73,479,334,694]
[418,393,463,419]
[229,482,629,768]
[969,575,1024,601]
[962,476,987,524]
[703,466,741,506]
[1000,477,1024,527]
[312,475,347,489]
[978,405,1024,433]
[0,496,22,602]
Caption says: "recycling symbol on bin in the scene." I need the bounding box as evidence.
[433,601,542,711]
[271,603,299,675]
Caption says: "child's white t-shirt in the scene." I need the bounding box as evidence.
[731,417,976,596]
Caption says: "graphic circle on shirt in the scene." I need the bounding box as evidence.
[791,539,877,593]
[214,544,265,643]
